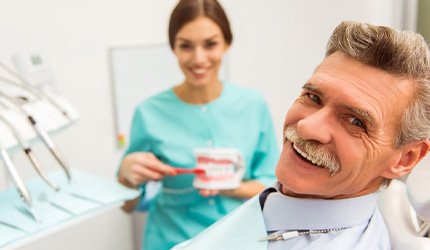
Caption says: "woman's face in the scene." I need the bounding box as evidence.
[173,16,229,87]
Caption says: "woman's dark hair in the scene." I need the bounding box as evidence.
[168,0,233,49]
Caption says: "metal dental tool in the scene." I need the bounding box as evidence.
[0,145,40,223]
[259,228,347,242]
[0,105,60,191]
[0,61,71,121]
[0,93,73,183]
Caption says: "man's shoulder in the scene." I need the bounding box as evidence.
[323,207,390,250]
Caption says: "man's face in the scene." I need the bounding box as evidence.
[276,52,414,199]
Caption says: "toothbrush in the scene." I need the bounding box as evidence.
[174,168,206,175]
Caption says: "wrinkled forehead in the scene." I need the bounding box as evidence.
[309,53,415,129]
[314,53,414,100]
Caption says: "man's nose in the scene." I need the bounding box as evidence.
[296,109,333,144]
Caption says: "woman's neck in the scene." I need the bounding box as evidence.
[174,80,223,104]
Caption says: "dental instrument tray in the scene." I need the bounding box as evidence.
[0,168,139,248]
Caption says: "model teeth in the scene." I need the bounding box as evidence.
[293,144,324,168]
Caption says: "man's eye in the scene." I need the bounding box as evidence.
[306,93,321,105]
[348,117,365,128]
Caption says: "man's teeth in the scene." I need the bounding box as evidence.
[293,144,324,168]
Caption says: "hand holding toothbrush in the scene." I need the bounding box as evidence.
[118,152,177,188]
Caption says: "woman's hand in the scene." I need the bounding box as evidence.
[199,189,220,197]
[118,152,177,188]
[198,180,266,199]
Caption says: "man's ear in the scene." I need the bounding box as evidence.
[382,139,430,179]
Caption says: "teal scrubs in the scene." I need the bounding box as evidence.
[123,81,279,250]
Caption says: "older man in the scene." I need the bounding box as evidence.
[172,21,430,250]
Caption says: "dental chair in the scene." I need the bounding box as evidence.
[378,163,430,249]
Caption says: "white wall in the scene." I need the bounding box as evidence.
[0,0,415,249]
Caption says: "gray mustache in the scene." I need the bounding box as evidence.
[284,126,341,176]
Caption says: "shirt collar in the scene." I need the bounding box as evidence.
[261,184,379,231]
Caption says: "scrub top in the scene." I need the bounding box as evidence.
[124,81,279,250]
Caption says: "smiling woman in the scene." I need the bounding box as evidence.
[172,16,228,103]
[116,0,279,249]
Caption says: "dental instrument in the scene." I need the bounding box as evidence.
[0,145,40,223]
[0,62,71,120]
[0,93,73,182]
[0,105,59,191]
[259,228,347,242]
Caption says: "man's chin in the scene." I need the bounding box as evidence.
[275,174,317,198]
[277,183,308,198]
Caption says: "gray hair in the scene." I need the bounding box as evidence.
[326,21,430,148]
